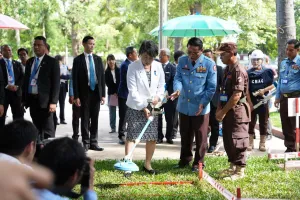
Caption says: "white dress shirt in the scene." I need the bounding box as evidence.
[111,69,116,83]
[84,52,98,85]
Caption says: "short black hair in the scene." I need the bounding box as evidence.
[38,137,86,186]
[0,120,38,156]
[125,46,135,57]
[55,55,63,61]
[82,36,94,43]
[138,40,158,58]
[174,50,185,62]
[187,37,203,50]
[203,49,212,54]
[34,36,47,45]
[46,43,50,51]
[107,54,115,61]
[17,48,28,55]
[287,39,300,49]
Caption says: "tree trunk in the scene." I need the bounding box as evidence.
[276,0,296,68]
[174,38,182,51]
[14,9,21,48]
[71,22,80,57]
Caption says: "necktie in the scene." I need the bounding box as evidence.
[28,57,39,93]
[6,60,14,84]
[89,55,96,91]
[162,63,166,69]
[192,61,196,66]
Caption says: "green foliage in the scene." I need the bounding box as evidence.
[92,157,300,199]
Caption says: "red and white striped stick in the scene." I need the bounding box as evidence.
[296,98,299,152]
[268,152,300,160]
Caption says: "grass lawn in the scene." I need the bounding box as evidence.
[270,111,282,129]
[91,157,300,200]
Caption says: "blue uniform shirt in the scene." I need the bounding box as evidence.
[173,54,217,116]
[276,55,300,99]
[69,70,74,97]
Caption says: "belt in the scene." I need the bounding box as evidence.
[283,91,300,98]
[29,94,39,98]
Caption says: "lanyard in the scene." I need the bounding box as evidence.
[32,60,41,78]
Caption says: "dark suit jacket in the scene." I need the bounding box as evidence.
[211,65,224,107]
[72,53,105,100]
[0,59,24,97]
[0,67,4,105]
[117,58,131,99]
[105,67,120,95]
[163,62,176,95]
[22,54,60,108]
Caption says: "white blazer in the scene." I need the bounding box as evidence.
[126,59,165,110]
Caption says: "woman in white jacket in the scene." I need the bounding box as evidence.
[125,40,165,174]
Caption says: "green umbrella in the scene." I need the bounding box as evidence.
[149,14,242,37]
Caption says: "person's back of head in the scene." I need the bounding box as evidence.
[37,137,86,187]
[0,119,38,164]
[174,50,185,64]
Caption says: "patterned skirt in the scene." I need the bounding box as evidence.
[125,107,158,141]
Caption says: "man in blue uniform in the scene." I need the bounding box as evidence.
[275,39,300,152]
[247,49,275,152]
[170,37,216,172]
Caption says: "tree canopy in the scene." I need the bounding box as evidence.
[0,0,297,61]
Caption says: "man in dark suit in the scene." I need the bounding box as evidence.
[22,36,60,140]
[72,36,105,151]
[157,48,178,144]
[0,45,24,128]
[203,49,224,153]
[117,46,138,144]
[0,68,4,129]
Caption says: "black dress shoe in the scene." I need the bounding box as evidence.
[143,166,157,175]
[207,146,215,153]
[174,163,189,169]
[156,139,163,144]
[166,139,174,144]
[90,145,104,151]
[192,165,199,172]
[60,121,67,125]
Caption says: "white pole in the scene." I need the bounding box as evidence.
[159,0,168,49]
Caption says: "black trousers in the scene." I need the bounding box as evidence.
[209,104,219,147]
[179,113,209,166]
[80,88,100,146]
[280,96,299,151]
[59,82,67,122]
[72,104,81,140]
[29,95,54,139]
[0,90,23,129]
[118,97,127,139]
[158,99,178,140]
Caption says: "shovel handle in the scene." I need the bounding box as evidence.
[126,116,154,158]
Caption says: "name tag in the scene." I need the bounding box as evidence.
[30,79,37,86]
[220,94,228,102]
[8,76,13,81]
[281,79,288,84]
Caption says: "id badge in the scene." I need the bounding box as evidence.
[30,79,37,86]
[281,79,288,84]
[8,76,13,81]
[220,94,228,102]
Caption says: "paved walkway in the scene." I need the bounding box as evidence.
[5,97,285,161]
